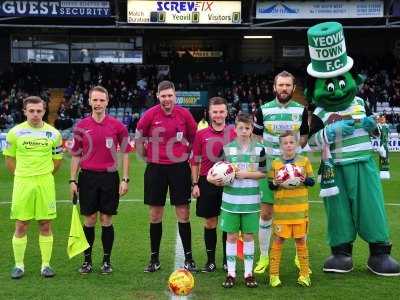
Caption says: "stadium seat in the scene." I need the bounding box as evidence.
[240,103,249,112]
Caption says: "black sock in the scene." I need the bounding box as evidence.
[222,231,227,264]
[83,225,95,263]
[150,222,162,262]
[178,222,192,261]
[101,225,114,263]
[204,227,217,263]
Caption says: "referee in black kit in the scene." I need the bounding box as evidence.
[70,86,131,275]
[135,81,198,273]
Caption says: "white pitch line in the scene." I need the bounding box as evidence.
[0,198,143,205]
[2,198,400,206]
[170,224,188,300]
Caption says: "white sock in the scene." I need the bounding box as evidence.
[244,240,255,277]
[258,219,272,256]
[226,242,237,278]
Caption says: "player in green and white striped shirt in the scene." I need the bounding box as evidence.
[208,112,266,288]
[253,71,309,274]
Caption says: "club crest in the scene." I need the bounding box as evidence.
[106,138,113,149]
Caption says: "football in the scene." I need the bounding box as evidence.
[276,163,304,189]
[209,161,236,185]
[168,269,194,296]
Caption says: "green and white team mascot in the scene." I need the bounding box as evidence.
[306,22,400,276]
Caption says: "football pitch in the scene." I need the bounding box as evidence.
[0,153,399,299]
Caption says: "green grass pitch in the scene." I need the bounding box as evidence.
[0,152,399,299]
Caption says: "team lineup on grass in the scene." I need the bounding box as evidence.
[2,22,399,297]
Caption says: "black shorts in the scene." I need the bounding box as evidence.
[144,162,191,206]
[78,169,120,215]
[196,175,223,218]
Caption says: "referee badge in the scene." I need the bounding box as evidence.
[105,138,113,149]
[176,131,183,142]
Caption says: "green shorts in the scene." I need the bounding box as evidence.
[11,173,57,221]
[220,210,260,234]
[259,178,274,204]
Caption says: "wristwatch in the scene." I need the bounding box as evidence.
[69,179,77,184]
[191,182,198,187]
[122,178,130,183]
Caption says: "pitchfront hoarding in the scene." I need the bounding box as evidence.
[0,1,111,17]
[127,1,241,24]
[256,1,383,19]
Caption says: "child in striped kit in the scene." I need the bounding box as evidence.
[208,112,266,288]
[268,131,315,287]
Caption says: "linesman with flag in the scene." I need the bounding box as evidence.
[70,86,131,275]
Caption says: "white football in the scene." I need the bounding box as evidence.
[276,163,304,189]
[209,161,236,185]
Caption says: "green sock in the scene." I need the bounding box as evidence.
[12,235,27,270]
[39,235,53,269]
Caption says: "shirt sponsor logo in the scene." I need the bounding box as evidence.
[267,123,294,132]
[22,138,50,149]
[18,130,33,136]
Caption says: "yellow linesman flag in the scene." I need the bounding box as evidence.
[67,194,89,259]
